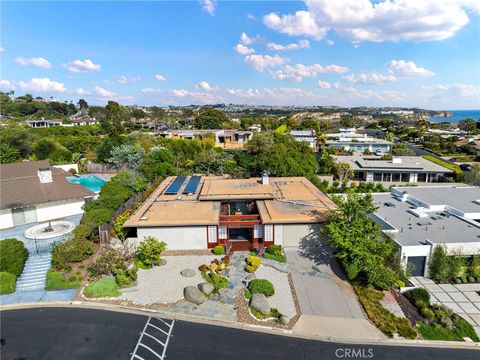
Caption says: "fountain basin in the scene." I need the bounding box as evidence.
[24,221,76,240]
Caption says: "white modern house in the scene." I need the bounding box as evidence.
[290,130,317,149]
[326,128,392,154]
[0,160,94,229]
[371,186,480,277]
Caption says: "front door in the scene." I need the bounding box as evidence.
[229,227,252,241]
[408,256,426,277]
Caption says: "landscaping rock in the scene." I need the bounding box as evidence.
[198,282,214,295]
[250,293,270,315]
[181,268,195,277]
[184,286,205,305]
[279,315,289,325]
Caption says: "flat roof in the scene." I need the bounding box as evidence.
[125,176,335,227]
[371,193,480,246]
[332,155,453,173]
[393,186,480,214]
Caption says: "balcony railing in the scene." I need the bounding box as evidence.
[219,214,261,223]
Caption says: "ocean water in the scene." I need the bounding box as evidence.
[428,110,480,124]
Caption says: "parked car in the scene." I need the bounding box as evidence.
[460,163,472,171]
[374,149,384,156]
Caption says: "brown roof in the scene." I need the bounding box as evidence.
[0,160,94,210]
[455,139,480,149]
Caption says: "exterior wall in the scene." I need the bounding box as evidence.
[0,209,14,230]
[36,199,86,222]
[136,226,208,250]
[274,224,283,245]
[281,223,322,247]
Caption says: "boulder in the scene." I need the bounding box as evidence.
[184,286,205,305]
[181,268,196,277]
[250,293,270,315]
[279,315,289,325]
[198,282,214,295]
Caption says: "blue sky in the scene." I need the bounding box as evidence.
[1,0,479,109]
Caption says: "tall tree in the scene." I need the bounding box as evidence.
[78,99,88,110]
[194,108,229,129]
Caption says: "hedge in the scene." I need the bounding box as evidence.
[421,155,463,180]
[0,238,29,277]
[0,272,16,294]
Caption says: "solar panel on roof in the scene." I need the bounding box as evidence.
[183,176,201,194]
[164,176,186,194]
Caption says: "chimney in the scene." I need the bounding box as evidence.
[37,167,53,183]
[261,170,269,185]
[392,157,402,164]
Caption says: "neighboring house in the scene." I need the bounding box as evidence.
[371,186,480,277]
[326,128,392,154]
[332,155,453,183]
[24,119,63,128]
[69,117,98,126]
[290,130,317,149]
[455,138,480,157]
[157,129,253,149]
[124,174,335,252]
[0,160,94,229]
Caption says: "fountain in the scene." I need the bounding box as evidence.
[24,220,76,240]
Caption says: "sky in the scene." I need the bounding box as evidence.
[1,0,479,109]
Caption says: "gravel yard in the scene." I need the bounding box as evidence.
[119,255,218,305]
[256,265,297,319]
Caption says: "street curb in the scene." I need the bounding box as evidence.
[1,301,479,349]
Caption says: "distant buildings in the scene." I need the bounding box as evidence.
[23,116,98,128]
[157,129,253,149]
[332,155,453,183]
[371,186,480,277]
[0,160,94,229]
[290,130,317,149]
[326,128,392,154]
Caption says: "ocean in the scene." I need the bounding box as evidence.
[428,110,480,124]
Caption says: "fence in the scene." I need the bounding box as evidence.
[85,163,129,174]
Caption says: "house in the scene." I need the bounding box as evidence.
[69,117,98,126]
[124,174,335,252]
[326,129,392,154]
[0,160,94,229]
[24,119,63,128]
[290,130,317,149]
[332,155,453,183]
[455,138,480,158]
[157,129,253,149]
[370,186,480,277]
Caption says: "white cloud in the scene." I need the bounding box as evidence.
[272,63,349,81]
[74,88,92,96]
[201,0,216,16]
[244,54,286,72]
[234,44,255,55]
[63,59,101,73]
[344,72,397,85]
[170,89,215,103]
[263,0,477,42]
[240,32,261,46]
[247,14,256,20]
[15,57,52,69]
[197,81,216,92]
[422,83,480,97]
[326,39,335,46]
[0,80,15,90]
[155,74,167,81]
[0,46,4,53]
[171,89,189,98]
[94,86,115,98]
[18,78,66,93]
[141,88,160,93]
[266,39,310,51]
[387,60,434,78]
[318,81,340,89]
[118,75,141,84]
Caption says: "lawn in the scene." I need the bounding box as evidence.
[0,272,16,294]
[83,276,121,298]
[45,271,81,291]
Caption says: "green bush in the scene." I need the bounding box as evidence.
[449,256,467,280]
[421,307,435,322]
[263,252,286,263]
[0,272,16,294]
[0,238,29,277]
[367,265,399,290]
[83,276,120,298]
[421,155,463,181]
[51,238,94,270]
[202,271,228,292]
[251,307,281,320]
[418,323,459,341]
[244,288,252,300]
[245,255,261,273]
[469,255,480,278]
[212,245,225,255]
[452,314,480,342]
[248,279,275,297]
[428,246,451,283]
[45,271,81,290]
[88,249,125,278]
[403,288,431,308]
[135,236,166,269]
[266,245,283,257]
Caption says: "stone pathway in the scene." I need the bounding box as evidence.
[16,253,52,291]
[0,289,77,305]
[411,276,480,336]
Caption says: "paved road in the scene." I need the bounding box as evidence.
[1,307,478,360]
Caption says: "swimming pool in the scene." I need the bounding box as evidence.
[67,174,107,193]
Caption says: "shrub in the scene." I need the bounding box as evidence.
[469,255,480,278]
[212,245,225,255]
[202,271,228,292]
[250,307,281,320]
[135,237,166,269]
[88,249,125,278]
[198,264,208,273]
[245,255,261,273]
[45,271,81,290]
[51,238,94,270]
[421,307,435,322]
[367,265,399,290]
[421,155,463,181]
[115,267,137,288]
[244,288,252,300]
[418,323,458,341]
[266,245,283,257]
[452,314,480,342]
[428,246,451,283]
[403,288,431,308]
[0,272,16,294]
[83,276,120,298]
[468,276,475,283]
[248,279,275,297]
[0,238,29,277]
[449,256,467,280]
[111,210,132,240]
